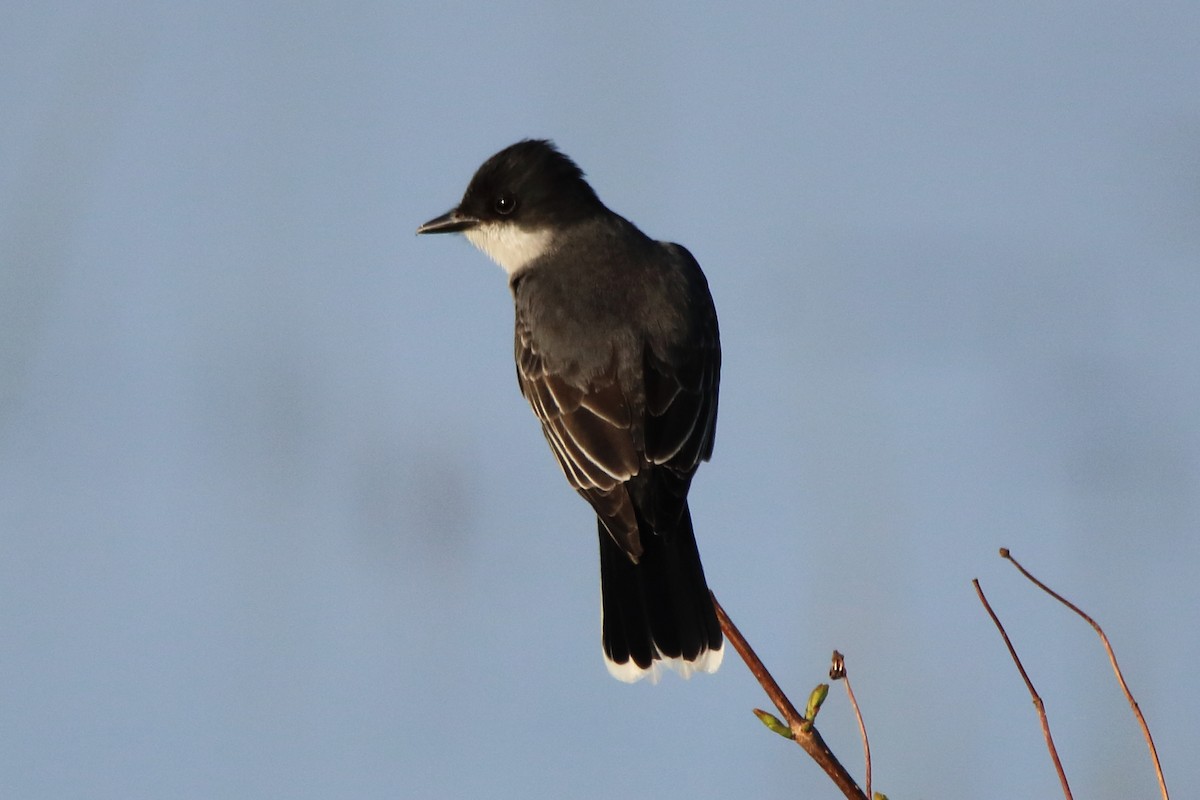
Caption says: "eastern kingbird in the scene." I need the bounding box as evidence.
[417,139,722,682]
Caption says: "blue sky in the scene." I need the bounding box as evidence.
[2,3,1198,798]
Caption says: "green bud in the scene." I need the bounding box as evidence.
[752,708,793,739]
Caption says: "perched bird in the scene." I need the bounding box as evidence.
[417,139,722,682]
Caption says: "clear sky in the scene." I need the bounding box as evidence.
[3,3,1198,798]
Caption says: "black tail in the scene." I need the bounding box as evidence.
[598,505,723,682]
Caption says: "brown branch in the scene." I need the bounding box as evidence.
[973,578,1074,800]
[830,651,872,800]
[1000,549,1169,800]
[711,592,867,800]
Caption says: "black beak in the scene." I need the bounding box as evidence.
[416,208,481,235]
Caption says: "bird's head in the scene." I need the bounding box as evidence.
[417,139,603,275]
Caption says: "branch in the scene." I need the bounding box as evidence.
[830,651,872,800]
[973,578,1074,800]
[1000,549,1169,800]
[711,592,867,800]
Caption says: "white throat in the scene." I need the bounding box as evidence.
[463,222,554,275]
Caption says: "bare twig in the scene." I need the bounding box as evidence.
[1000,549,1169,800]
[711,592,867,800]
[973,578,1074,800]
[830,651,872,800]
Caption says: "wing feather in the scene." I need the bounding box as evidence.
[643,295,719,470]
[516,314,640,493]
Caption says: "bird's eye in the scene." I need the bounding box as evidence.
[493,193,517,215]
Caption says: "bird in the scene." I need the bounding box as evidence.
[417,139,723,682]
